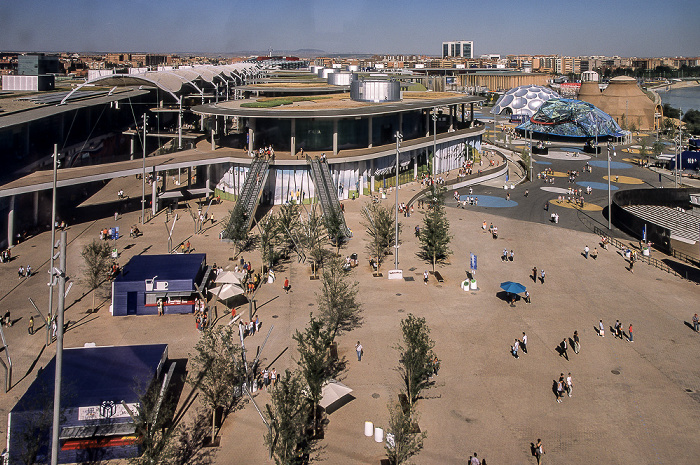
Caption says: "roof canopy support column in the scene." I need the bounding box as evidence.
[130,136,135,161]
[368,117,373,148]
[333,119,338,155]
[33,191,39,225]
[399,113,403,135]
[178,97,183,150]
[290,119,296,157]
[470,103,474,123]
[370,158,375,193]
[7,195,15,248]
[152,168,158,216]
[248,119,256,153]
[449,105,454,131]
[425,110,430,137]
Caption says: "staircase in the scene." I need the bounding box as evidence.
[236,157,270,231]
[307,157,352,239]
[623,204,700,243]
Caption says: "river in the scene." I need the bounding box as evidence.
[655,85,700,113]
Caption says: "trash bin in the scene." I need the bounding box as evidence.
[364,421,374,437]
[374,427,384,443]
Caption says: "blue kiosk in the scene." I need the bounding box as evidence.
[111,253,208,316]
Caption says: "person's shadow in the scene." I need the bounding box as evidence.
[551,380,559,400]
[683,321,696,332]
[530,443,538,457]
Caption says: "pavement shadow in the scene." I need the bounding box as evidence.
[13,344,47,390]
[661,259,700,283]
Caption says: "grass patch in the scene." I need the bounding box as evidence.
[241,96,332,108]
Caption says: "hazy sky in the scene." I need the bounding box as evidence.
[1,0,698,57]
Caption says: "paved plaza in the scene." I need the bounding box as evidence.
[0,148,699,464]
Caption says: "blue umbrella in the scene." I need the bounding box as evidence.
[500,281,527,294]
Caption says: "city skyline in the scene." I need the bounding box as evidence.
[1,0,698,58]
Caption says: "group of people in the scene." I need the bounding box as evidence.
[532,266,546,284]
[99,227,118,241]
[0,249,11,263]
[239,315,261,338]
[17,264,32,279]
[582,245,598,260]
[397,202,413,216]
[598,319,633,341]
[485,222,498,239]
[555,372,574,403]
[537,168,556,184]
[502,248,515,262]
[253,145,275,160]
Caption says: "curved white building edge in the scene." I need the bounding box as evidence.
[215,135,481,204]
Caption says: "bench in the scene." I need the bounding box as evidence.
[433,271,444,283]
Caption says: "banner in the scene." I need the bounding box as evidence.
[470,253,477,271]
[643,224,647,242]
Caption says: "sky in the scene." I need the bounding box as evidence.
[1,0,699,58]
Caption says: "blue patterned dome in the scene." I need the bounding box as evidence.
[491,85,559,117]
[516,98,624,139]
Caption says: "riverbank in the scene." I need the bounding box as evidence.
[648,79,700,90]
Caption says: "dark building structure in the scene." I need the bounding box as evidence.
[7,344,169,464]
[17,53,60,76]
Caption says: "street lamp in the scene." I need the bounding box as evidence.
[607,141,615,230]
[394,131,403,271]
[141,113,148,224]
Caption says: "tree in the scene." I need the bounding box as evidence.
[360,202,401,266]
[682,109,700,135]
[418,185,452,272]
[222,204,250,258]
[639,138,648,165]
[395,314,438,408]
[128,376,178,465]
[264,369,310,465]
[293,314,333,435]
[316,257,363,341]
[323,208,346,256]
[81,239,112,312]
[187,325,245,443]
[299,204,328,278]
[384,400,426,465]
[257,212,280,271]
[277,202,302,259]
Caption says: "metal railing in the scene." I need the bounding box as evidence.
[307,157,352,238]
[593,224,696,281]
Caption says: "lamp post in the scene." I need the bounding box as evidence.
[47,144,58,348]
[607,141,615,230]
[394,131,402,271]
[141,113,148,224]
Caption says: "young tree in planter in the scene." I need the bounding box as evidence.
[81,239,112,312]
[418,185,452,272]
[187,324,245,444]
[360,202,401,267]
[300,204,328,278]
[222,205,250,258]
[293,314,333,436]
[257,212,280,272]
[323,209,346,257]
[128,376,178,465]
[395,313,438,408]
[277,202,302,259]
[639,138,649,166]
[316,257,362,341]
[384,399,427,465]
[264,369,310,465]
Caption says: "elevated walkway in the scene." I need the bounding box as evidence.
[623,204,700,243]
[307,157,352,239]
[235,157,270,230]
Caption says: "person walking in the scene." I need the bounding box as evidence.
[355,341,363,361]
[26,264,32,277]
[566,373,573,397]
[283,277,290,294]
[509,250,514,262]
[556,377,564,403]
[18,266,24,279]
[28,315,34,335]
[599,319,605,337]
[535,439,545,464]
[540,269,546,284]
[693,313,699,332]
[628,323,634,342]
[532,266,538,283]
[560,338,569,361]
[584,245,589,259]
[502,249,508,262]
[512,339,520,359]
[470,453,481,465]
[614,320,621,339]
[573,330,580,354]
[521,332,528,354]
[423,270,429,285]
